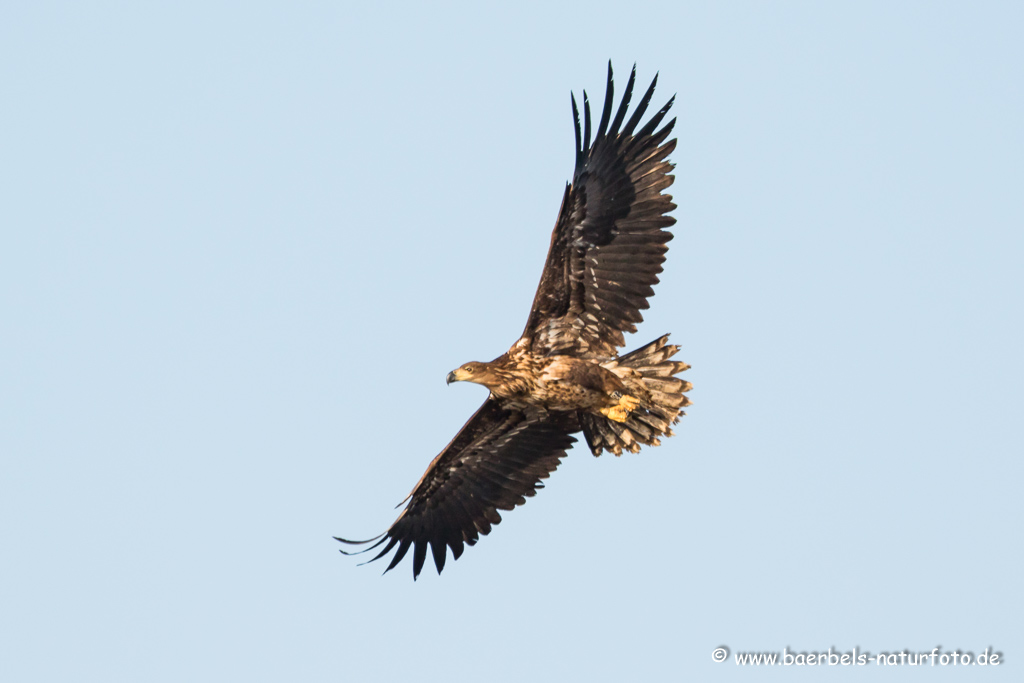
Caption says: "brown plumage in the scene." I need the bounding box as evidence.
[337,63,692,578]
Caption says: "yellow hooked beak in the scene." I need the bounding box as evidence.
[446,367,473,385]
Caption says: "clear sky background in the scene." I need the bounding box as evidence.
[2,2,1021,681]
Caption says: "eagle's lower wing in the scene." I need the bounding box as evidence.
[522,63,677,358]
[336,399,577,579]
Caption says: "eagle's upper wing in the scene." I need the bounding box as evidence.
[336,399,577,579]
[522,63,677,358]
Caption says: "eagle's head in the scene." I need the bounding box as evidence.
[446,361,501,388]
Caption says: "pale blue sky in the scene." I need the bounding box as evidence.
[2,2,1022,681]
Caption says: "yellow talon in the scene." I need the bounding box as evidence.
[601,405,630,422]
[600,394,640,422]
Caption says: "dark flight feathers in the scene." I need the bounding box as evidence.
[336,401,577,579]
[523,63,677,358]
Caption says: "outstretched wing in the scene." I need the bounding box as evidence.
[522,63,677,358]
[336,400,577,579]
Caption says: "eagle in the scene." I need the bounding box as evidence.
[337,63,691,578]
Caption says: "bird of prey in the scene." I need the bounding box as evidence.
[337,63,691,579]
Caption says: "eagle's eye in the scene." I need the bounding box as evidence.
[463,365,474,373]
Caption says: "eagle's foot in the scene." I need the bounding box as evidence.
[599,394,640,423]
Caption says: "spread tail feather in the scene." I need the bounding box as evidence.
[581,334,691,456]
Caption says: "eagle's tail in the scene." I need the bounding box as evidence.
[581,334,692,456]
